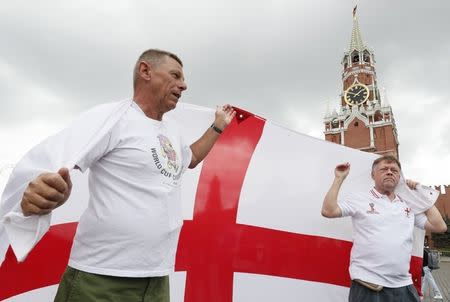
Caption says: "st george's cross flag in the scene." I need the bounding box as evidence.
[0,101,437,301]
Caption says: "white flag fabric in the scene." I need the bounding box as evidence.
[0,102,428,302]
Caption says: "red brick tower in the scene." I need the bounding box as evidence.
[324,8,399,158]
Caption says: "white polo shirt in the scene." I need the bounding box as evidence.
[338,188,427,288]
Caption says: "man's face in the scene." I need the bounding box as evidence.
[372,160,401,192]
[150,56,187,113]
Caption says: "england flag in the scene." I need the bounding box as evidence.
[0,102,426,301]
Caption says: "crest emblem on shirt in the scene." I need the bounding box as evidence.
[157,134,179,173]
[404,207,411,218]
[366,202,379,214]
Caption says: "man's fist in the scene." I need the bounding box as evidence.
[21,168,72,216]
[335,162,350,179]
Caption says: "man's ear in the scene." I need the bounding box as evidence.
[139,61,152,81]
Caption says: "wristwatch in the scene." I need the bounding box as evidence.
[210,124,223,134]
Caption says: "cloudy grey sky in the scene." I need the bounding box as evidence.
[0,0,449,186]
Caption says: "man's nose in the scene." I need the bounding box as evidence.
[179,80,187,92]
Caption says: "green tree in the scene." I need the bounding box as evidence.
[431,216,450,249]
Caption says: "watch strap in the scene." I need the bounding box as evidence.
[211,124,223,134]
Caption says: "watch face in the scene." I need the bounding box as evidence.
[344,84,369,106]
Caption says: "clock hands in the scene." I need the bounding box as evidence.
[354,89,366,97]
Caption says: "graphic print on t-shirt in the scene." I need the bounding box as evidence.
[157,134,180,173]
[150,134,182,187]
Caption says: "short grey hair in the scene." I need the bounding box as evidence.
[371,155,402,173]
[133,49,183,89]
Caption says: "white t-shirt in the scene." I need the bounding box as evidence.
[338,188,427,288]
[68,102,192,277]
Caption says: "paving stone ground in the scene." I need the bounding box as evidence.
[422,259,450,302]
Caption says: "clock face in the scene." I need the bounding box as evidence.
[344,84,369,106]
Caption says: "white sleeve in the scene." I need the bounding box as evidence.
[414,213,427,230]
[337,192,357,217]
[2,203,51,262]
[1,131,114,264]
[75,130,114,172]
[395,181,439,214]
[0,101,129,265]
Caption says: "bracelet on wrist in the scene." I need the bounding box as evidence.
[210,124,223,134]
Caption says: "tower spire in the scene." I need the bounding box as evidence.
[349,5,365,51]
[325,5,399,158]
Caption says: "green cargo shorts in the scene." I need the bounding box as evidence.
[54,266,170,302]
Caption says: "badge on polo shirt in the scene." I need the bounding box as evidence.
[404,207,411,218]
[366,202,380,214]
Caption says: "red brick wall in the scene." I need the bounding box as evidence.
[344,118,370,149]
[343,71,374,88]
[373,125,397,154]
[325,133,341,144]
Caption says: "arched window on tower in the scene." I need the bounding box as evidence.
[374,110,383,122]
[342,55,349,69]
[363,50,370,63]
[351,51,359,64]
[331,118,339,129]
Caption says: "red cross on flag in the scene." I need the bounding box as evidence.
[0,102,424,301]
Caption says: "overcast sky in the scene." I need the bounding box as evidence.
[0,0,449,187]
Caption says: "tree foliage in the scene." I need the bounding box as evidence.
[432,216,450,249]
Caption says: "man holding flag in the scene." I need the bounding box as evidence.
[1,49,235,302]
[321,155,447,302]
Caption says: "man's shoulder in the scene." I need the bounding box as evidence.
[82,100,131,116]
[71,100,132,126]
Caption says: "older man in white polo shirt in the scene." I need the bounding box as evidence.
[321,155,447,302]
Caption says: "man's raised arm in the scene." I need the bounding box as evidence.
[321,162,350,218]
[189,104,236,169]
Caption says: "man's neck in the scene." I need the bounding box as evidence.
[133,94,163,121]
[374,186,396,201]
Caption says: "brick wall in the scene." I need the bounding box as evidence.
[373,125,397,155]
[344,118,370,149]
